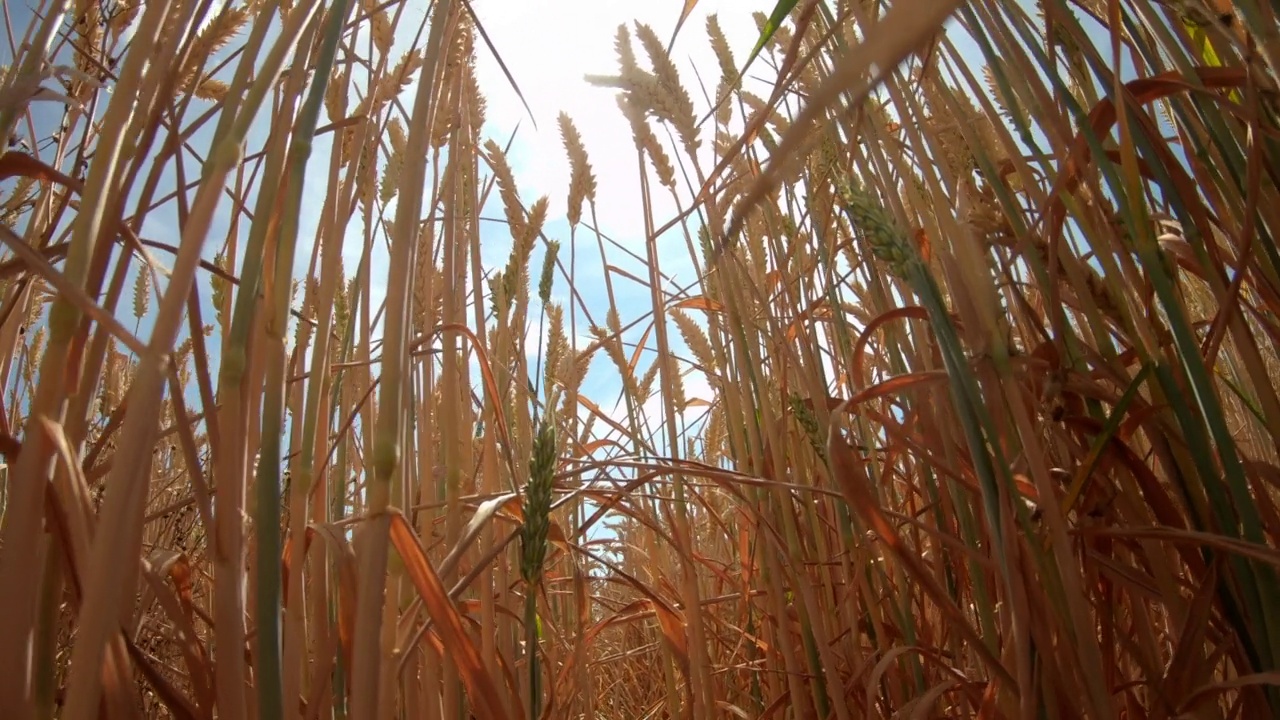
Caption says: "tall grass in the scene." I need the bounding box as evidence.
[1,0,1279,717]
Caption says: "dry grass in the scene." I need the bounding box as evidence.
[1,0,1280,718]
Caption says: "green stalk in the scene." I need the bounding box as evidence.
[350,1,455,714]
[209,3,321,715]
[524,585,541,717]
[252,1,349,716]
[290,36,357,720]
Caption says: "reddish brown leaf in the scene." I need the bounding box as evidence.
[826,403,1016,688]
[387,512,513,720]
[671,296,725,313]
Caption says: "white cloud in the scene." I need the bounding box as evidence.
[471,1,763,241]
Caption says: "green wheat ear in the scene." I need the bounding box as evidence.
[520,413,556,585]
[538,240,560,305]
[789,393,826,463]
[520,412,557,717]
[835,174,917,280]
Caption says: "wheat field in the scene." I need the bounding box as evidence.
[1,0,1279,718]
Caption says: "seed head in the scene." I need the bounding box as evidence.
[837,176,916,279]
[520,415,557,584]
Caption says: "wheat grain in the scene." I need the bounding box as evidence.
[484,139,527,242]
[132,265,150,321]
[706,15,737,86]
[634,23,699,155]
[177,5,250,95]
[558,113,596,228]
